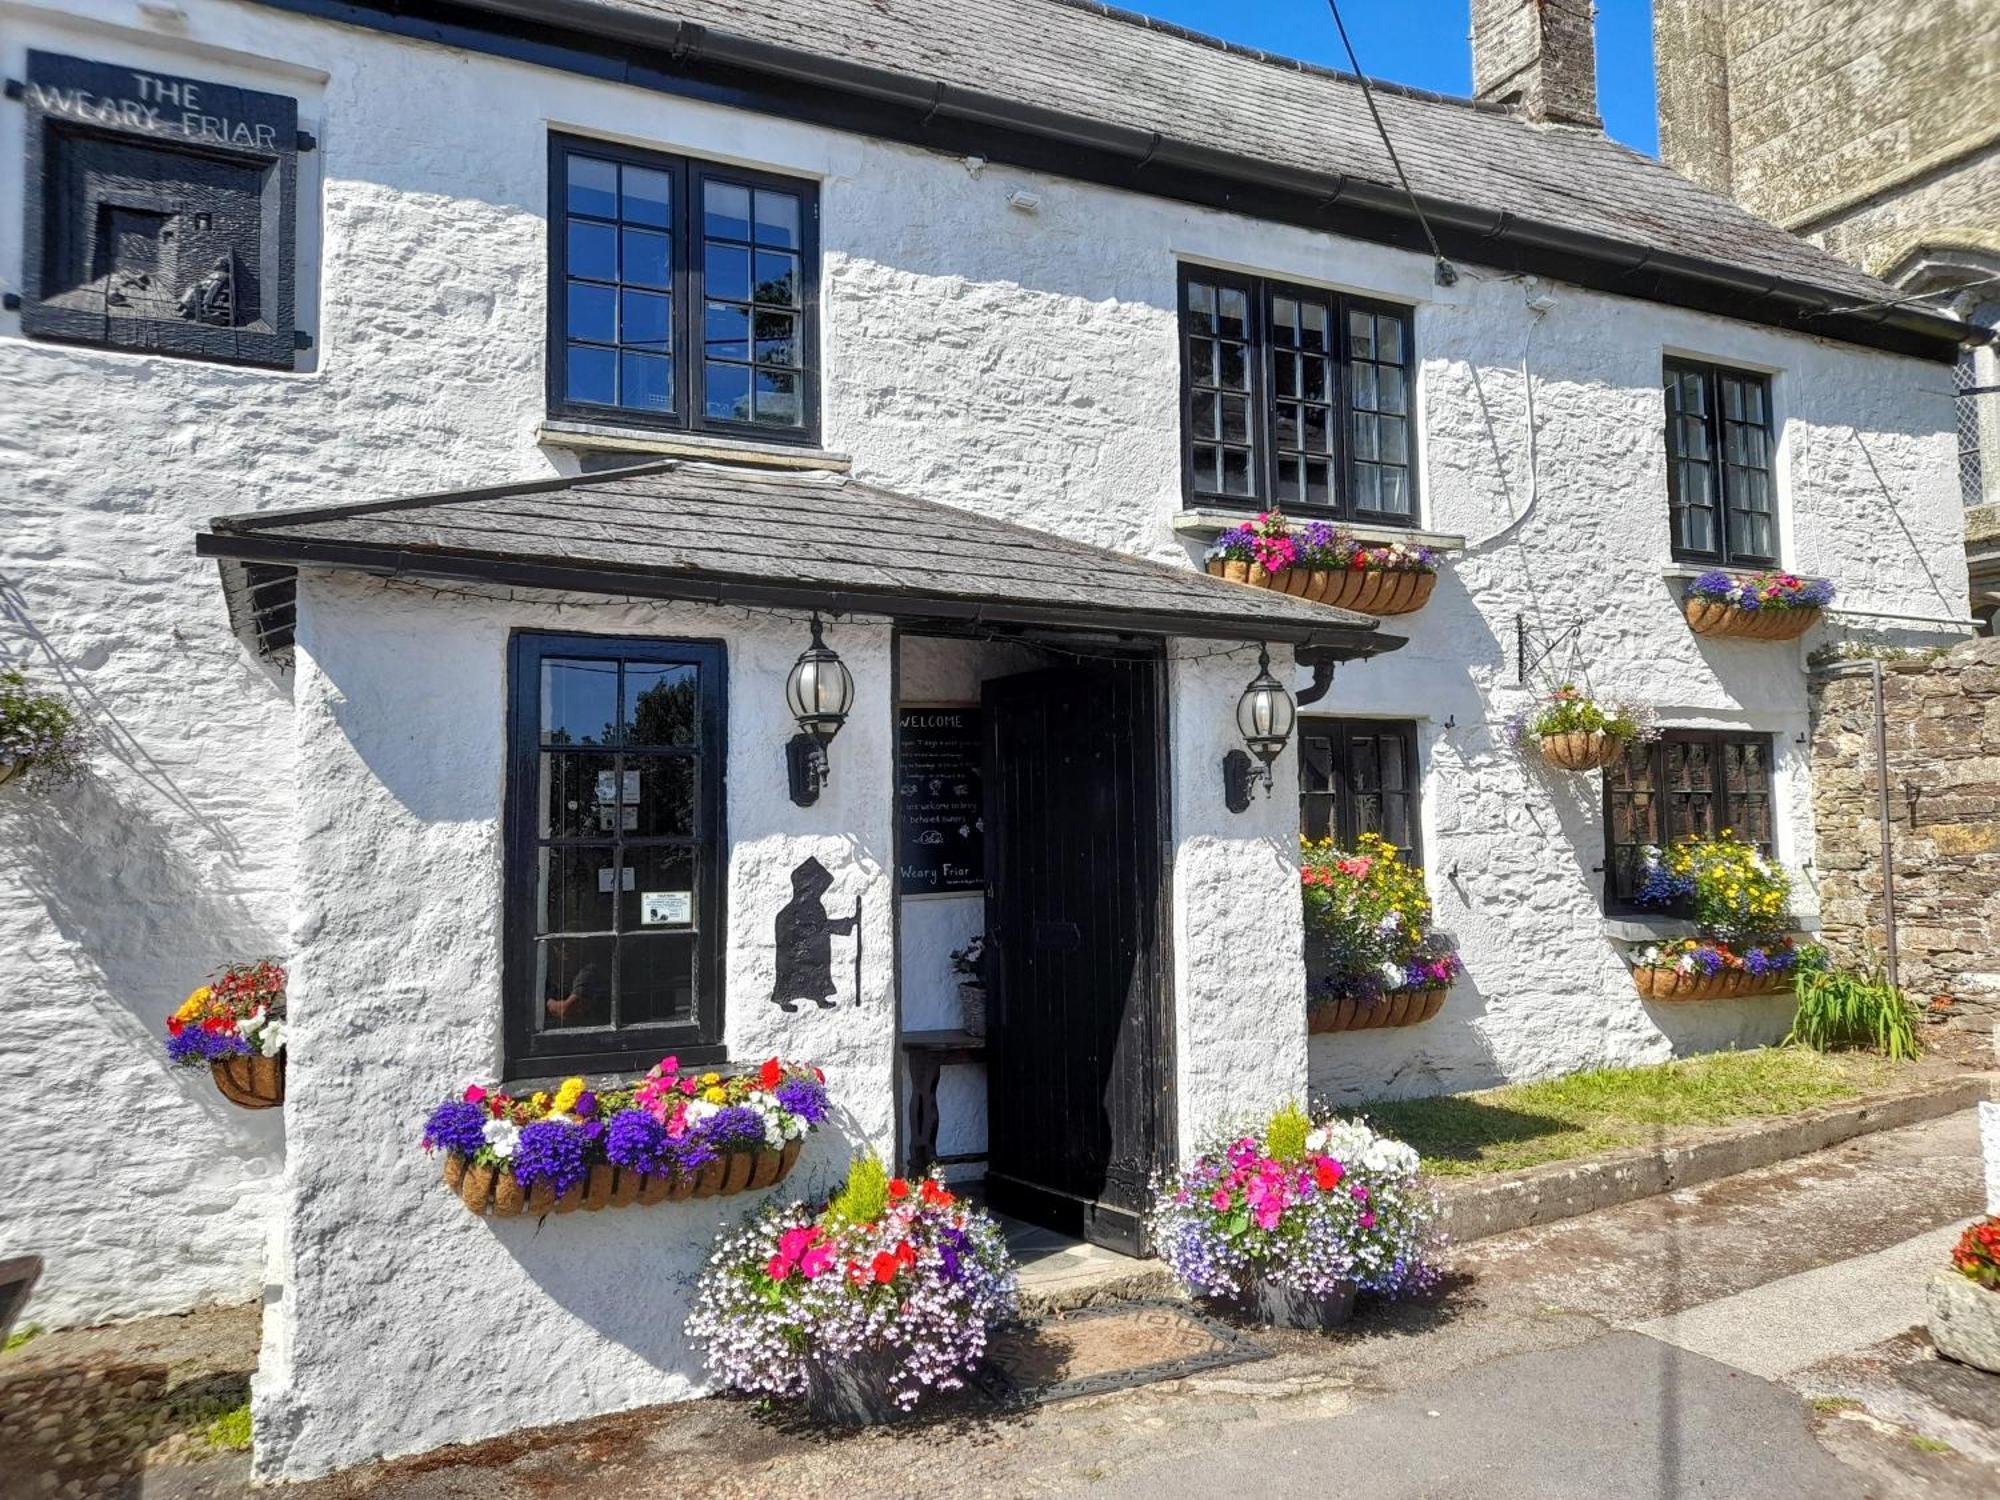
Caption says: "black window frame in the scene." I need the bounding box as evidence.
[1663,358,1778,567]
[1297,716,1422,862]
[503,630,729,1080]
[1177,263,1419,525]
[546,133,821,445]
[1603,729,1776,912]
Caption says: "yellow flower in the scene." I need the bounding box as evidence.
[703,1086,727,1104]
[174,986,213,1023]
[550,1077,587,1115]
[530,1091,549,1112]
[701,1071,720,1086]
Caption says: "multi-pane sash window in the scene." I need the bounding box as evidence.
[1664,360,1776,565]
[1180,267,1417,522]
[1604,730,1775,908]
[549,135,817,442]
[505,632,727,1076]
[1299,718,1421,861]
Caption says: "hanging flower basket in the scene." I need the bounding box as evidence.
[1631,966,1789,1003]
[1537,730,1628,772]
[1683,571,1832,642]
[211,1053,285,1110]
[423,1055,830,1220]
[1309,985,1448,1033]
[1204,512,1440,617]
[444,1139,802,1217]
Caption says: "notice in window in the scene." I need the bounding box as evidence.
[642,890,693,926]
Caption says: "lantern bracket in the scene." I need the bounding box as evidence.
[787,733,829,807]
[1222,748,1268,813]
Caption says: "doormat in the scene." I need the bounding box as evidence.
[970,1299,1266,1409]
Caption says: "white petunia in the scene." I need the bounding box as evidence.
[1306,1119,1377,1162]
[1361,1137,1421,1177]
[482,1118,520,1159]
[1378,961,1407,990]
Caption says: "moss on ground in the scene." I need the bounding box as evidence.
[1362,1048,1900,1177]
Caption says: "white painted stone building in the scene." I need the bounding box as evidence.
[0,0,1975,1478]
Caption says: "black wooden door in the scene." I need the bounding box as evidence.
[982,660,1172,1255]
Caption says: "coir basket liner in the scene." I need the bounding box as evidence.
[211,1054,284,1110]
[1632,967,1789,1003]
[442,1139,801,1217]
[1309,987,1448,1033]
[1206,559,1436,616]
[1683,598,1820,642]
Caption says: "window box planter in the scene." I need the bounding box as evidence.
[1682,571,1833,642]
[1631,967,1788,1003]
[1205,558,1438,616]
[442,1139,802,1217]
[211,1053,285,1110]
[1212,1277,1358,1331]
[1537,730,1628,772]
[1928,1271,2000,1374]
[1309,985,1448,1033]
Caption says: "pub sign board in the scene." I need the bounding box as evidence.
[18,51,300,368]
[897,705,985,896]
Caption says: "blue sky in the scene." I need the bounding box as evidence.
[1122,0,1660,155]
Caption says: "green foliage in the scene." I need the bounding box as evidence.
[822,1153,889,1232]
[1649,830,1796,945]
[0,669,85,785]
[1528,684,1640,741]
[1787,964,1920,1060]
[3,1323,41,1353]
[204,1400,253,1451]
[1265,1101,1311,1163]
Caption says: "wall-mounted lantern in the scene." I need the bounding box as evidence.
[1223,645,1296,813]
[785,613,854,807]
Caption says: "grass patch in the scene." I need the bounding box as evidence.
[1361,1048,1899,1177]
[4,1323,41,1353]
[1909,1435,1954,1455]
[1808,1396,1862,1414]
[203,1400,252,1452]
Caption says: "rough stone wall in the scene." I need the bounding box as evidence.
[0,0,1968,1340]
[1809,639,2000,1024]
[1654,0,2000,276]
[1469,0,1601,126]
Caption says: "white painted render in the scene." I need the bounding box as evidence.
[0,0,1969,1462]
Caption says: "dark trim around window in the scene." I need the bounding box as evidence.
[1298,716,1421,860]
[1178,264,1418,524]
[1664,358,1777,567]
[1603,729,1776,911]
[547,133,821,445]
[504,630,729,1079]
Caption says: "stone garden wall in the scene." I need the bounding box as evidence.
[1810,639,2000,1025]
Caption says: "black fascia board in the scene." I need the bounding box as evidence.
[244,0,1970,363]
[195,530,1404,657]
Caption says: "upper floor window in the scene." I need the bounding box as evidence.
[504,631,728,1078]
[1664,360,1776,566]
[549,136,818,442]
[1604,730,1774,909]
[1298,717,1421,861]
[1180,267,1417,523]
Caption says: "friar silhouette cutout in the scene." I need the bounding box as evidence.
[772,857,856,1012]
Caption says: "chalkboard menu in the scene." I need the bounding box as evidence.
[897,705,984,895]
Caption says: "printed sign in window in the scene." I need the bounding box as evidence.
[642,890,693,926]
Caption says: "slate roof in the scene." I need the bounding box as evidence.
[197,461,1402,655]
[482,0,1945,339]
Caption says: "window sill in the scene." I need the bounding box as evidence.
[1662,563,1829,587]
[1602,914,1821,943]
[1172,509,1466,551]
[539,418,853,472]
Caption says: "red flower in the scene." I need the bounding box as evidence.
[871,1252,900,1284]
[1313,1157,1344,1191]
[919,1179,954,1208]
[166,1018,184,1037]
[894,1241,917,1268]
[758,1057,783,1091]
[887,1178,910,1202]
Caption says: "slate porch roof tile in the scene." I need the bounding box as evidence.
[197,461,1401,652]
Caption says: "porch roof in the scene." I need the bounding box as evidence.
[195,461,1406,659]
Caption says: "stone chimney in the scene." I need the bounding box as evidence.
[1470,0,1602,128]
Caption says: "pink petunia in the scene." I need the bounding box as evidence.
[778,1227,815,1261]
[1358,1211,1376,1230]
[463,1084,487,1104]
[766,1254,793,1281]
[800,1244,836,1280]
[1210,1189,1232,1211]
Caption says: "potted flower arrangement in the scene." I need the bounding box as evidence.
[949,934,986,1036]
[1629,830,1823,1001]
[1152,1103,1441,1330]
[688,1154,1017,1424]
[1522,683,1648,772]
[0,669,86,789]
[1928,1216,2000,1375]
[165,960,287,1109]
[1684,570,1834,642]
[1302,833,1461,1033]
[1205,511,1440,616]
[423,1054,830,1217]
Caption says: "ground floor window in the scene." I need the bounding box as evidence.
[1298,717,1420,858]
[1604,730,1775,909]
[504,631,727,1077]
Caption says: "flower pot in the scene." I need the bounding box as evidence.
[210,1052,284,1110]
[1309,985,1448,1034]
[1683,597,1820,642]
[1319,568,1437,617]
[1214,1277,1357,1331]
[801,1345,910,1426]
[1631,967,1788,1003]
[445,1142,803,1217]
[493,1171,530,1217]
[458,1160,497,1213]
[1537,731,1627,772]
[1928,1273,2000,1374]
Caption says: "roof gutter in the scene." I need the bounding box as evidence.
[412,0,1975,360]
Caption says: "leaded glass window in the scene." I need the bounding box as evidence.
[1605,731,1775,908]
[1664,360,1776,566]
